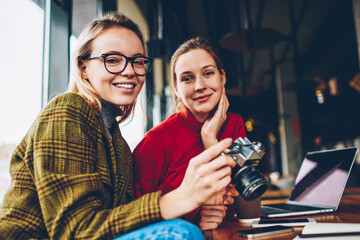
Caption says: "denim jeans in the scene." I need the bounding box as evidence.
[113,219,204,240]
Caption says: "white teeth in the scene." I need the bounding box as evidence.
[114,83,135,89]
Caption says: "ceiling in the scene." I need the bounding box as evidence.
[137,0,359,88]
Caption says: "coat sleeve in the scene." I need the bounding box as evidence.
[33,94,163,240]
[133,131,167,198]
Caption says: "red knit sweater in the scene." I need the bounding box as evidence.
[133,108,246,222]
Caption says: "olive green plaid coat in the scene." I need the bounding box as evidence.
[0,93,163,240]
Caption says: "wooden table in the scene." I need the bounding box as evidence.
[208,187,360,240]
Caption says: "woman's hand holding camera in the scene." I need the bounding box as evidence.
[159,138,235,219]
[204,184,238,205]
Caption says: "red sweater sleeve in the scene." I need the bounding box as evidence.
[133,132,166,198]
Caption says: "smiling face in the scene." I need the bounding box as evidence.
[81,26,146,107]
[174,49,226,122]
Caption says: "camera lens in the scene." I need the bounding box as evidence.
[232,166,268,201]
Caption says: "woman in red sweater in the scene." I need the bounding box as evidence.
[134,37,246,230]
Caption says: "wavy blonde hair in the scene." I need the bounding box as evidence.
[70,12,145,123]
[169,37,224,112]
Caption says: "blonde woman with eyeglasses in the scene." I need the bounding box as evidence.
[0,13,236,240]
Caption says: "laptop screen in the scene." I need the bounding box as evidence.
[289,147,358,207]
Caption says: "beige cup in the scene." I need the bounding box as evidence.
[233,195,261,223]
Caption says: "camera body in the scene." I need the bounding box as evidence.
[222,137,268,201]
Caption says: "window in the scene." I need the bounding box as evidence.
[0,0,44,204]
[0,1,149,206]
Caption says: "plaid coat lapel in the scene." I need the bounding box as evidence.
[110,124,135,206]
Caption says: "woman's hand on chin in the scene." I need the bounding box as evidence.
[201,87,229,149]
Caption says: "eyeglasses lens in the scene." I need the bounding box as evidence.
[105,54,151,75]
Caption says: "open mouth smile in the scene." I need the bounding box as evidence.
[113,83,135,89]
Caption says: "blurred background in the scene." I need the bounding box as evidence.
[1,0,360,203]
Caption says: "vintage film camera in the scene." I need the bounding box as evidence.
[222,137,268,201]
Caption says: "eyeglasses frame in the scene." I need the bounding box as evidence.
[81,53,153,76]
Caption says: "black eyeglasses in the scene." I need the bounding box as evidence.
[81,53,153,76]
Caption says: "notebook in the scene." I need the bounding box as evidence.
[261,147,358,218]
[294,223,360,239]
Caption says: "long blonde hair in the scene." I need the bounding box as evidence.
[70,12,145,123]
[169,37,224,112]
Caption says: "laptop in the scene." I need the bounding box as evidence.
[261,147,358,218]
